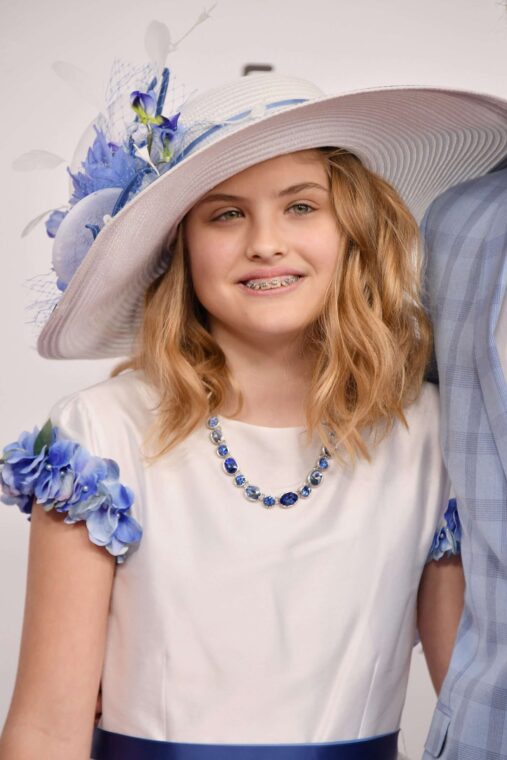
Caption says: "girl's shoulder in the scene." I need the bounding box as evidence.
[403,381,440,431]
[48,369,158,446]
[371,381,441,460]
[50,368,155,418]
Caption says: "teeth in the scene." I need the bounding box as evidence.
[244,275,301,290]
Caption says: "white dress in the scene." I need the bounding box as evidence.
[0,371,459,757]
[2,368,457,750]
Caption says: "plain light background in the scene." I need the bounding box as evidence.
[1,0,506,756]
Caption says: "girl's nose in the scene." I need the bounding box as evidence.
[245,218,288,261]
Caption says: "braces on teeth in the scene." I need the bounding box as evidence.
[244,275,301,290]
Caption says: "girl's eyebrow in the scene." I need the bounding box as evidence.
[197,182,329,206]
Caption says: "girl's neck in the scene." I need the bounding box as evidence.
[213,325,312,427]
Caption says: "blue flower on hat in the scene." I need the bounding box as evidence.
[0,421,142,563]
[130,70,181,167]
[68,127,151,206]
[130,90,163,126]
[44,126,158,288]
[151,112,181,164]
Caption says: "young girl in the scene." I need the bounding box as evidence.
[1,65,507,760]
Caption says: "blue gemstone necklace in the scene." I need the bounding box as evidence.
[206,415,331,509]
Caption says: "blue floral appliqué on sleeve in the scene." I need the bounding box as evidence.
[427,498,461,562]
[0,420,142,564]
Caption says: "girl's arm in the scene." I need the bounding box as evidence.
[0,501,115,760]
[416,555,465,694]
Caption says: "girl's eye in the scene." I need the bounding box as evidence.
[212,209,243,221]
[210,204,315,221]
[289,203,315,215]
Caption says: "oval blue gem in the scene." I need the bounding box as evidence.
[298,485,311,498]
[207,416,219,428]
[308,470,323,486]
[217,444,229,457]
[263,495,276,507]
[234,474,247,486]
[318,457,329,470]
[245,485,261,501]
[223,457,238,474]
[210,428,223,444]
[280,492,298,507]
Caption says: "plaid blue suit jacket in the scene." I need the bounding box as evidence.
[422,168,507,758]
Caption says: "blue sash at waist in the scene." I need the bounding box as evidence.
[91,728,399,760]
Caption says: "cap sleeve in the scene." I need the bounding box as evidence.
[0,392,142,564]
[426,496,461,563]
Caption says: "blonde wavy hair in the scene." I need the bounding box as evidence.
[111,147,432,465]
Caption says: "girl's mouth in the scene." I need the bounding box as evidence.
[242,274,302,291]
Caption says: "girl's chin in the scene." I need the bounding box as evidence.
[220,321,312,343]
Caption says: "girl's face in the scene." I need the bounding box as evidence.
[184,150,342,345]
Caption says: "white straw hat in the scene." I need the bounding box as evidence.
[35,72,507,360]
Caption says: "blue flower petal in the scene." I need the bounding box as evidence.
[103,458,120,481]
[116,512,142,544]
[48,439,76,468]
[64,492,105,520]
[107,535,130,561]
[107,481,134,511]
[86,506,119,546]
[130,90,157,118]
[58,470,77,502]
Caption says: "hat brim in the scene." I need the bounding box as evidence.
[37,84,507,359]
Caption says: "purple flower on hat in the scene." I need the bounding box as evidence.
[17,13,219,327]
[68,127,150,205]
[151,112,181,163]
[0,421,142,563]
[130,90,164,126]
[130,68,181,167]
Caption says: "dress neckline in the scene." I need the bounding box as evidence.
[220,416,306,433]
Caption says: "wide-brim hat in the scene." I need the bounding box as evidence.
[36,73,507,360]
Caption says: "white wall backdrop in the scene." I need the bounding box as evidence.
[0,0,506,756]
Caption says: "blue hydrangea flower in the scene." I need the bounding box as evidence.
[0,422,142,563]
[1,428,49,514]
[68,127,151,206]
[428,498,461,561]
